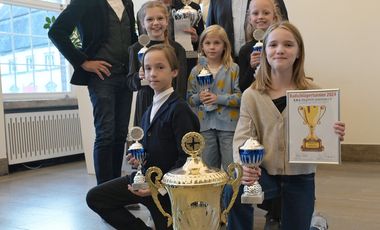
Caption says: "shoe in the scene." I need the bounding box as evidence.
[310,212,328,230]
[264,216,281,230]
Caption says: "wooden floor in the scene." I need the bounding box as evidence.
[0,160,379,230]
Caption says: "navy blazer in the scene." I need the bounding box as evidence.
[141,92,200,174]
[206,0,288,56]
[48,0,138,85]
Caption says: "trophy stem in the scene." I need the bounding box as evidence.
[309,126,316,140]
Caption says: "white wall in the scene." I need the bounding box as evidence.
[286,0,380,144]
[0,68,6,160]
[73,85,95,174]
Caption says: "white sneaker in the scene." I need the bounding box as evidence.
[310,212,328,230]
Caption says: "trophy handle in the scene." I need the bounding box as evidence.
[171,9,178,20]
[221,163,243,224]
[145,167,173,227]
[297,106,308,124]
[317,105,326,124]
[195,9,202,26]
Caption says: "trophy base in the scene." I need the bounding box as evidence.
[132,182,149,191]
[241,192,264,204]
[301,138,324,151]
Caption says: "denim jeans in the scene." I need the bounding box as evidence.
[224,167,315,230]
[201,129,234,171]
[88,73,132,184]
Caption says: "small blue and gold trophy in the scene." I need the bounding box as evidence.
[137,34,150,86]
[252,29,265,78]
[239,137,265,204]
[252,29,265,52]
[128,126,148,190]
[196,56,217,111]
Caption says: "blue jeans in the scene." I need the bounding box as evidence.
[224,167,315,230]
[88,74,132,184]
[201,129,234,171]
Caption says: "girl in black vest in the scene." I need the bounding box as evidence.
[127,1,187,126]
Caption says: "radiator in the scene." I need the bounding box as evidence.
[5,110,83,165]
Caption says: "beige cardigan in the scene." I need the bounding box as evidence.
[233,87,317,175]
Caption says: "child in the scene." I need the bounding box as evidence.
[137,0,205,51]
[187,25,241,171]
[227,21,346,230]
[237,1,283,227]
[87,44,200,230]
[127,1,187,126]
[238,0,282,92]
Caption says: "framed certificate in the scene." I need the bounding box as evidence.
[287,89,340,164]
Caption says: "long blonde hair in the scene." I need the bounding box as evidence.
[253,21,313,93]
[198,25,234,68]
[245,0,282,42]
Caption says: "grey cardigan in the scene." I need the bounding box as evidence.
[233,87,318,175]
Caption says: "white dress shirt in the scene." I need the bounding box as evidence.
[107,0,125,21]
[232,0,248,56]
[150,87,174,122]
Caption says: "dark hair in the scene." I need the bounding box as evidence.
[142,44,179,71]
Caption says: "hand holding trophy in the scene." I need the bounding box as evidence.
[239,137,265,204]
[128,126,148,190]
[137,34,150,86]
[196,56,217,111]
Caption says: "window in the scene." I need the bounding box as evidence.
[26,56,34,71]
[0,0,70,95]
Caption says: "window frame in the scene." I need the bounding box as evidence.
[0,0,74,100]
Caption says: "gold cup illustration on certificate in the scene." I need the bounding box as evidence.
[298,105,326,151]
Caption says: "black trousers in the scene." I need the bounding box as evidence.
[86,176,172,230]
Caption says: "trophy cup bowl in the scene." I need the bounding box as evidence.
[196,71,217,111]
[172,0,202,27]
[298,105,326,151]
[239,137,265,204]
[196,56,217,111]
[128,127,149,190]
[196,71,214,91]
[172,0,202,56]
[145,132,243,230]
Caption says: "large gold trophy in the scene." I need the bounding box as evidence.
[298,105,326,151]
[146,132,242,230]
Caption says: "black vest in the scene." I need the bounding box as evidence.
[94,3,131,74]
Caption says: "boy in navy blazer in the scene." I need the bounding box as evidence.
[86,44,200,230]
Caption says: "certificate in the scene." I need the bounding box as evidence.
[287,89,340,164]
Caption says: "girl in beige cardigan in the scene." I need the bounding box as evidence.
[226,21,345,230]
